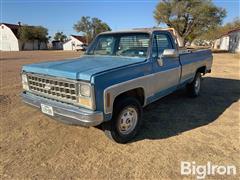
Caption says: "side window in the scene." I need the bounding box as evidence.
[152,34,173,57]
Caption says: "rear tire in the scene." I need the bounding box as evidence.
[187,72,202,97]
[102,97,142,143]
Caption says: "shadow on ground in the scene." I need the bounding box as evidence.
[0,57,29,61]
[133,77,240,141]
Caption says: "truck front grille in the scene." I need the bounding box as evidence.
[27,74,78,103]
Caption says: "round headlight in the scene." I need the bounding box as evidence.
[80,84,91,97]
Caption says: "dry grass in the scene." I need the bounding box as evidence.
[0,51,239,179]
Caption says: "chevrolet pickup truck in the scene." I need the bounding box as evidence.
[21,29,212,143]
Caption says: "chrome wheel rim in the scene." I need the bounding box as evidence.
[195,76,201,93]
[117,107,138,135]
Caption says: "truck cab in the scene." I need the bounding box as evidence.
[22,29,212,143]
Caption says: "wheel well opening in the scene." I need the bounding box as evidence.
[197,66,206,74]
[113,88,145,107]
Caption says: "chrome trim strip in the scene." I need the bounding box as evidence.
[103,57,211,115]
[25,72,78,83]
[103,67,180,114]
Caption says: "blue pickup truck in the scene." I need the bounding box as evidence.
[21,29,212,143]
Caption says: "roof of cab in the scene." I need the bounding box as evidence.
[100,28,169,35]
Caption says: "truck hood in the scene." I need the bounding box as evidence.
[22,55,146,81]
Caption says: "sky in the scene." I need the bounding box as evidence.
[1,0,240,38]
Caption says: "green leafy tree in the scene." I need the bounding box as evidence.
[53,31,67,42]
[154,0,226,46]
[19,25,34,50]
[33,26,49,50]
[19,25,49,50]
[73,16,111,43]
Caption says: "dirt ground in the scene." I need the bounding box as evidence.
[0,51,239,179]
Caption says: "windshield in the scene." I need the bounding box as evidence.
[87,33,150,58]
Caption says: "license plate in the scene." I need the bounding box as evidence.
[41,104,54,116]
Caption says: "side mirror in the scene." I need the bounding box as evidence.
[162,49,179,58]
[156,49,179,67]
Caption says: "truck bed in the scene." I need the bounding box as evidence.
[179,49,213,83]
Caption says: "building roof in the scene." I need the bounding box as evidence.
[0,23,20,38]
[71,35,87,43]
[218,28,240,39]
[227,28,240,34]
[0,22,42,39]
[0,23,20,29]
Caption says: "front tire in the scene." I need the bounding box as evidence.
[187,72,202,97]
[102,97,142,143]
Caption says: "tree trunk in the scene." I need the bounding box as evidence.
[172,29,185,47]
[38,40,40,50]
[177,36,185,47]
[21,42,25,50]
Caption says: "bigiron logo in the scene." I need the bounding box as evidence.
[180,161,237,179]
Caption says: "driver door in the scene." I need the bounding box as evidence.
[151,32,181,99]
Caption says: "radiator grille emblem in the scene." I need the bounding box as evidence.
[44,84,52,91]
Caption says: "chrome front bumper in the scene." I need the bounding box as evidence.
[21,92,104,127]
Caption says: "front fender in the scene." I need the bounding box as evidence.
[103,75,154,115]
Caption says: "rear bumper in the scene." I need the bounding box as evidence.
[21,92,104,127]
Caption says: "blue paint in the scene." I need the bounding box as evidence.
[21,30,213,124]
[22,55,146,81]
[93,60,152,116]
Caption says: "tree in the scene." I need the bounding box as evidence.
[53,31,67,42]
[74,16,94,44]
[19,25,34,50]
[19,25,49,50]
[154,0,226,46]
[73,16,111,43]
[199,18,240,40]
[33,26,49,50]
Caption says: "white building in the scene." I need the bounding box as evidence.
[63,35,86,51]
[213,29,240,53]
[0,23,47,51]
